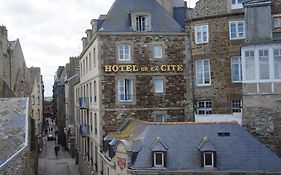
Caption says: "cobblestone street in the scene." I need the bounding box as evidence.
[38,121,80,175]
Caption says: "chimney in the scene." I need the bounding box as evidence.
[86,29,92,42]
[91,19,98,34]
[156,0,174,16]
[81,37,87,49]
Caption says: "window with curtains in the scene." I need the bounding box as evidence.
[118,79,133,101]
[195,59,211,86]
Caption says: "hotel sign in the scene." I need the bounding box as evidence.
[104,64,184,73]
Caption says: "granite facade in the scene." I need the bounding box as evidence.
[189,0,243,114]
[99,34,190,132]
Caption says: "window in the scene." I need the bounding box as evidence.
[136,15,147,31]
[203,152,214,167]
[153,152,164,168]
[274,49,281,79]
[259,50,269,80]
[93,81,97,102]
[118,79,133,101]
[273,17,281,29]
[93,48,96,67]
[86,57,88,73]
[231,56,242,82]
[245,50,255,81]
[195,59,211,86]
[89,53,92,71]
[232,99,242,113]
[231,0,243,9]
[154,45,163,59]
[195,25,208,44]
[154,79,164,93]
[94,113,97,135]
[118,44,131,61]
[229,21,245,39]
[90,83,92,102]
[155,114,165,122]
[197,101,212,114]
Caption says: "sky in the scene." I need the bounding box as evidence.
[0,0,198,97]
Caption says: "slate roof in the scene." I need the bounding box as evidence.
[108,120,281,172]
[99,0,183,32]
[0,98,28,168]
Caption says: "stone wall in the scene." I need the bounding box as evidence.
[190,3,243,114]
[0,148,37,175]
[100,34,191,132]
[243,95,281,157]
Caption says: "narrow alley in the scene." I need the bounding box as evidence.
[38,119,80,175]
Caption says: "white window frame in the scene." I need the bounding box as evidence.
[195,25,209,44]
[259,49,270,80]
[118,79,133,102]
[195,59,211,86]
[231,0,243,9]
[153,45,163,59]
[154,152,164,168]
[136,15,147,32]
[155,114,165,122]
[154,79,164,93]
[229,20,245,40]
[118,44,131,61]
[274,48,281,80]
[231,56,242,82]
[242,46,281,83]
[197,101,212,115]
[203,152,214,167]
[231,99,242,113]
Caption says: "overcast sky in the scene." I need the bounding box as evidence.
[0,0,197,97]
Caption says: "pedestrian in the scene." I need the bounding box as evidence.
[54,145,59,157]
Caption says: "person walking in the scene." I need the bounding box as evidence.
[54,145,60,157]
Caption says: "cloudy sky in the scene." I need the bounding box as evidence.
[0,0,197,97]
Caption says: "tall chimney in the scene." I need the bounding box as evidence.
[86,29,92,42]
[81,37,87,49]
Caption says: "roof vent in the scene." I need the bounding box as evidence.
[218,132,230,137]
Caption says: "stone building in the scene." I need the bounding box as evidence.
[241,0,281,156]
[53,66,67,148]
[0,26,32,98]
[29,67,44,136]
[74,0,190,174]
[102,119,281,175]
[64,56,79,157]
[189,0,244,115]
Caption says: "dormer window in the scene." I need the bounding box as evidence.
[150,136,168,168]
[153,152,164,168]
[131,12,151,32]
[198,137,217,168]
[203,152,215,167]
[136,15,147,31]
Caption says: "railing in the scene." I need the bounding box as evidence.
[79,97,89,109]
[195,113,242,125]
[80,124,89,137]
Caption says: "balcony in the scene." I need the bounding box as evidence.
[79,97,89,109]
[80,124,89,137]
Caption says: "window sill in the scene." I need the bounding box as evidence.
[195,41,209,45]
